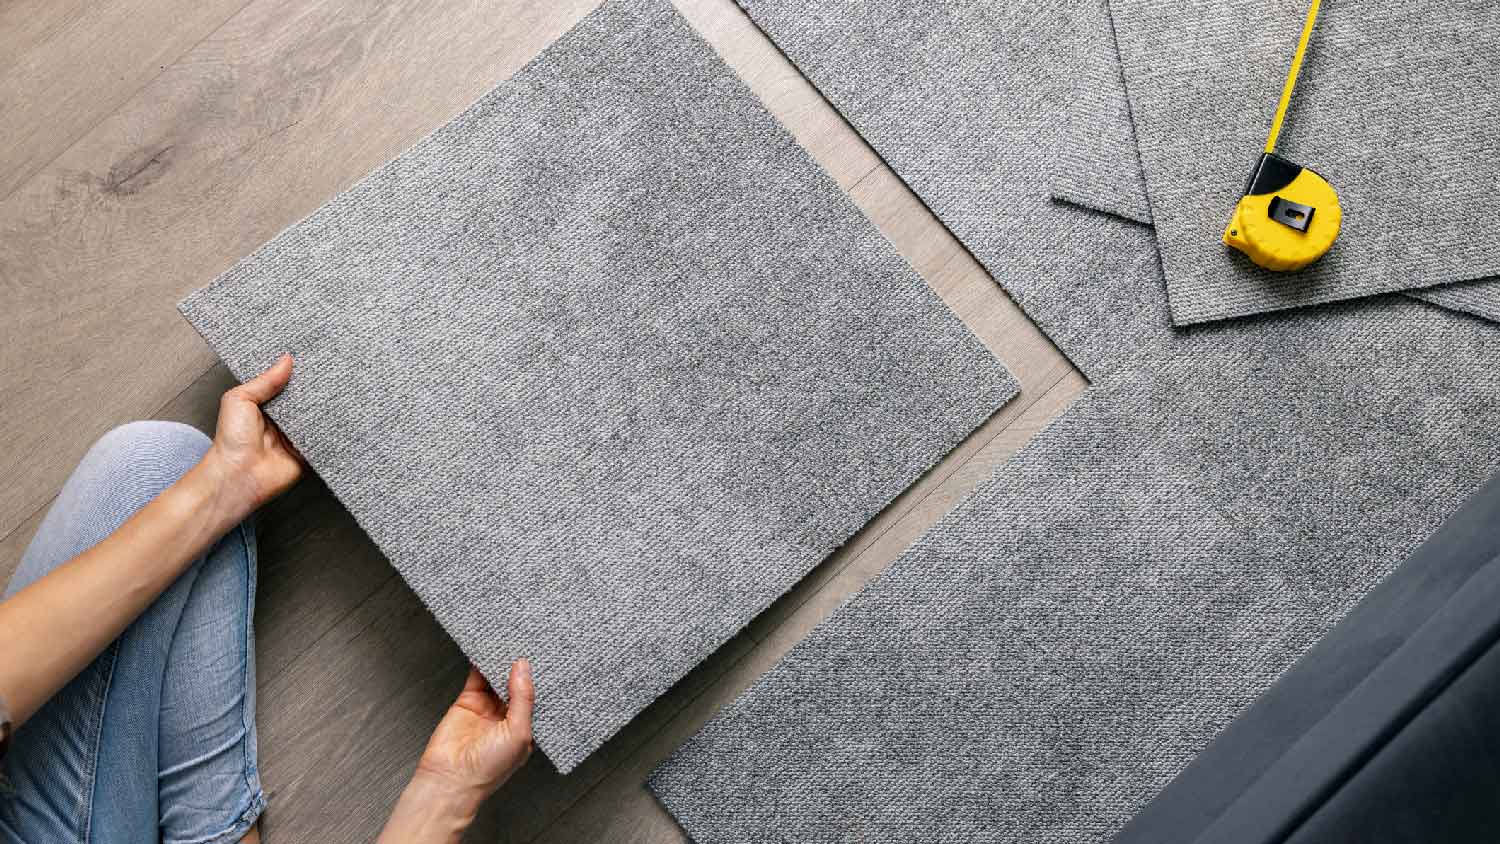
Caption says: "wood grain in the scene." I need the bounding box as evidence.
[0,0,603,542]
[0,0,90,77]
[0,0,253,199]
[0,0,1088,840]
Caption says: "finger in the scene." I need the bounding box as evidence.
[269,423,308,466]
[462,665,490,695]
[454,665,506,721]
[505,658,535,744]
[228,354,294,405]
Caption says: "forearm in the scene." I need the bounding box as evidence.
[0,450,246,725]
[377,772,486,844]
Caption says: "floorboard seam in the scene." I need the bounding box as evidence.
[0,0,258,205]
[257,570,400,690]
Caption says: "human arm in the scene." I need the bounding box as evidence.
[0,355,303,729]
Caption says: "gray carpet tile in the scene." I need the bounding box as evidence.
[732,0,1175,381]
[178,0,1017,774]
[1411,280,1500,325]
[652,296,1500,843]
[1053,0,1500,326]
[1049,0,1153,226]
[651,0,1500,839]
[1105,0,1500,325]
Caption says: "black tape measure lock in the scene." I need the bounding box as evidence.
[1223,0,1342,272]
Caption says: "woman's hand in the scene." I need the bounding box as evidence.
[201,354,305,522]
[378,660,535,843]
[416,659,535,801]
[0,355,307,730]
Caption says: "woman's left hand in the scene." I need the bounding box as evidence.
[204,354,306,520]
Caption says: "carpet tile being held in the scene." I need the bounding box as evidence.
[650,0,1500,839]
[178,0,1017,774]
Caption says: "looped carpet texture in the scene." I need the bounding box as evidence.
[1051,0,1500,325]
[649,0,1500,840]
[179,0,1017,774]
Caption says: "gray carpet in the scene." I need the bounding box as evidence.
[1048,0,1152,226]
[1052,0,1500,327]
[1101,0,1500,325]
[650,0,1500,839]
[705,2,1171,381]
[178,0,1016,774]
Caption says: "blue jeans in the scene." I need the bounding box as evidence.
[0,422,265,844]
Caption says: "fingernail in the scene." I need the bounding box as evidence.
[516,658,532,682]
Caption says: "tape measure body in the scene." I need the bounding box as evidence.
[1224,152,1342,271]
[1223,0,1341,272]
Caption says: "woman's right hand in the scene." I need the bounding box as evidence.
[377,660,535,843]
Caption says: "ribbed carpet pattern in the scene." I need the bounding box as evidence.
[179,0,1016,773]
[648,0,1500,839]
[1053,0,1500,325]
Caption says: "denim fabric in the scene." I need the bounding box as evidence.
[177,0,1018,774]
[0,422,264,844]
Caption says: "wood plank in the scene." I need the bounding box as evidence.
[0,0,604,541]
[0,0,90,77]
[0,0,1087,841]
[534,371,1089,843]
[0,510,42,588]
[254,574,463,842]
[0,0,252,199]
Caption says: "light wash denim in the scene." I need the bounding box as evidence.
[0,422,265,844]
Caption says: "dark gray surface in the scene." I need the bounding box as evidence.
[1106,0,1500,325]
[179,0,1017,774]
[1052,0,1500,326]
[1115,473,1500,844]
[650,0,1500,839]
[1285,634,1500,844]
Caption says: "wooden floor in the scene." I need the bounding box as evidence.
[0,1,1084,840]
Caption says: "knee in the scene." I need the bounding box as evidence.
[84,421,213,495]
[9,422,215,595]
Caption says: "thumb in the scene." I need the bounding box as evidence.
[229,354,294,405]
[505,658,535,745]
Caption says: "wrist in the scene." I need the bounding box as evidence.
[173,451,255,541]
[195,447,260,519]
[409,767,489,816]
[380,771,486,843]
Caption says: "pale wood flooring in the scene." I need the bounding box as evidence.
[0,1,1085,839]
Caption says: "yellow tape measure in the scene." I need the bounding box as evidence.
[1223,0,1341,271]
